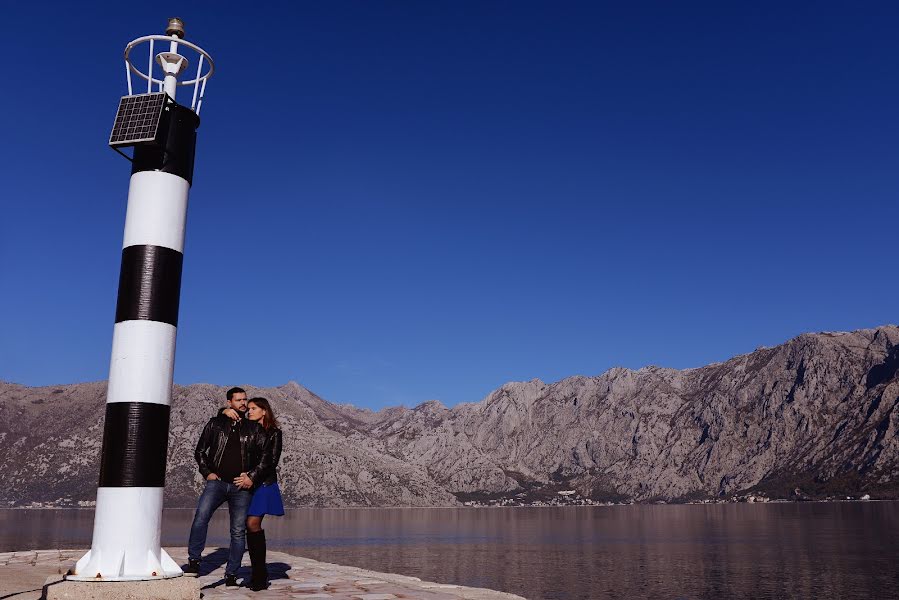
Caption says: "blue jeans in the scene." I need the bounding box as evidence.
[188,479,253,576]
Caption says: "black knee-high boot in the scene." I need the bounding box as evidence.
[246,529,268,591]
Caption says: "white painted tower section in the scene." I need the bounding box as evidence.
[122,172,190,251]
[106,321,178,406]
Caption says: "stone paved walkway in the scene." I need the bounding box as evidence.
[0,548,528,600]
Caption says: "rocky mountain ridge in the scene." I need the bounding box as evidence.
[1,325,897,507]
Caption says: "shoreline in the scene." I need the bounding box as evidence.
[2,498,894,510]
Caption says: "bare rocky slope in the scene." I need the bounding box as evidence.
[1,325,897,507]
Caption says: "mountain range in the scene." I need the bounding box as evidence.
[1,325,897,507]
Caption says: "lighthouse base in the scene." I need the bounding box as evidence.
[67,547,182,581]
[49,575,200,600]
[71,487,182,581]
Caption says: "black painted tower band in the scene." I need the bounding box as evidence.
[98,402,171,487]
[115,245,184,326]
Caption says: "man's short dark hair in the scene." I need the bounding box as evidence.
[226,387,246,400]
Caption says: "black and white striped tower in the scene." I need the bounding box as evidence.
[71,18,214,581]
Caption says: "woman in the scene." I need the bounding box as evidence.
[228,397,284,591]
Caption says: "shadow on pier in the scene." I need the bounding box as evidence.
[198,547,291,589]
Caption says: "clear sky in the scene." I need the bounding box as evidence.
[1,2,897,409]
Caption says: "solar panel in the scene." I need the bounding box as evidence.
[109,93,169,148]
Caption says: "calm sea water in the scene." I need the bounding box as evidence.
[2,503,898,600]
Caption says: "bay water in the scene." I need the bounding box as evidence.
[2,503,897,599]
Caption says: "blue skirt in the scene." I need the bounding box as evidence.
[247,483,285,517]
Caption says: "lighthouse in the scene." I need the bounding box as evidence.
[70,18,214,581]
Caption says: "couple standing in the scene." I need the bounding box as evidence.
[184,387,284,591]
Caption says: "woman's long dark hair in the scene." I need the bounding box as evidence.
[248,397,279,430]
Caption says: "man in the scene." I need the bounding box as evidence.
[185,387,265,587]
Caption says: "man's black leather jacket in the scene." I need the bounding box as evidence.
[194,414,266,482]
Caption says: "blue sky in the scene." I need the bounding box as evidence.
[2,2,897,409]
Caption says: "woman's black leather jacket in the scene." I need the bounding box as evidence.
[194,414,266,482]
[254,427,283,486]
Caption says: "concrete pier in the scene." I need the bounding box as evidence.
[0,548,528,600]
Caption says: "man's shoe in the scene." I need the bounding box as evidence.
[224,574,239,588]
[183,559,200,576]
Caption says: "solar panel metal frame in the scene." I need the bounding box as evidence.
[109,93,169,148]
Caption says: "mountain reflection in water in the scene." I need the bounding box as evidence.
[4,502,898,600]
